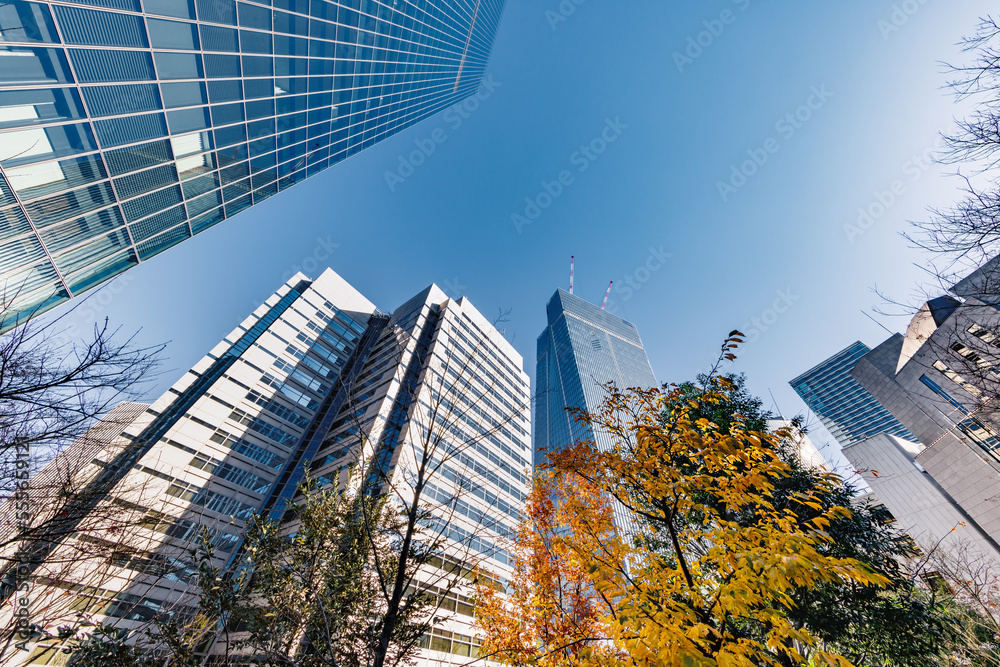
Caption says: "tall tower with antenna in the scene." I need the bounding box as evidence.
[535,258,656,463]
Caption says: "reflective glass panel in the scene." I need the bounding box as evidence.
[0,122,97,167]
[0,47,74,86]
[144,0,196,19]
[0,2,59,44]
[153,52,204,80]
[148,18,200,51]
[0,88,85,129]
[168,107,211,133]
[161,81,208,108]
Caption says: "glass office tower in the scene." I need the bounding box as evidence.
[534,288,657,466]
[0,0,506,326]
[790,341,915,449]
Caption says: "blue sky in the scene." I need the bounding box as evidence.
[45,0,999,476]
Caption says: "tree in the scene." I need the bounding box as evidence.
[669,372,948,667]
[228,478,428,667]
[0,310,162,497]
[324,304,529,667]
[476,467,617,667]
[676,371,775,435]
[906,538,1000,667]
[907,16,1000,275]
[0,303,163,662]
[478,336,891,667]
[67,473,437,667]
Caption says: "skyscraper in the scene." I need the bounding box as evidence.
[0,0,506,326]
[849,256,1000,562]
[534,288,657,466]
[2,267,530,665]
[790,341,915,450]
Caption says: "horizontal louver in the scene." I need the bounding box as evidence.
[94,112,168,148]
[186,188,222,215]
[0,234,46,276]
[69,49,156,83]
[5,154,108,202]
[24,181,116,226]
[54,6,148,47]
[0,207,33,242]
[114,164,179,199]
[65,248,136,294]
[52,227,130,275]
[104,139,173,176]
[136,221,189,259]
[129,201,185,239]
[60,0,141,11]
[122,185,182,223]
[82,84,161,117]
[40,206,125,253]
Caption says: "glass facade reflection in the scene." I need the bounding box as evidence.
[0,0,505,326]
[790,341,916,449]
[534,289,658,466]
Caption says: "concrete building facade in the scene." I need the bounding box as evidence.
[850,257,1000,563]
[843,432,999,559]
[790,341,915,450]
[2,267,530,666]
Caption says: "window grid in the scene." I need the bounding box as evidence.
[0,0,505,325]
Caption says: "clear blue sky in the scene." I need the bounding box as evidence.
[44,0,999,476]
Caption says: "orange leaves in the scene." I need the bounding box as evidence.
[475,468,620,667]
[478,376,886,667]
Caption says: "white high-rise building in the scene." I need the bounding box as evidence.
[2,269,530,666]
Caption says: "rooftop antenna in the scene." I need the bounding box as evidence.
[569,256,575,294]
[601,281,613,309]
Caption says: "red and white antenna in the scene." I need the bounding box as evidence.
[569,256,575,294]
[601,281,612,309]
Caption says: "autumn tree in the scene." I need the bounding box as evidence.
[671,373,948,667]
[476,466,618,667]
[479,337,894,667]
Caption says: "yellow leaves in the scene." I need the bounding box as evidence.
[477,381,876,667]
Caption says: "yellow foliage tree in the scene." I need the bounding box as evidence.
[477,336,889,667]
